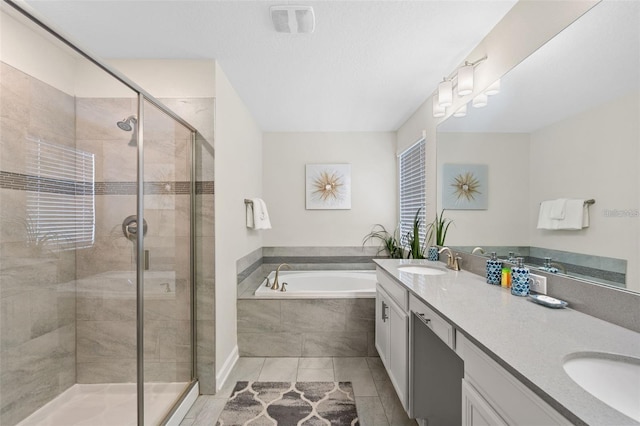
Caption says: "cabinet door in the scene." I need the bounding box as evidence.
[375,285,391,367]
[462,380,508,426]
[389,298,409,409]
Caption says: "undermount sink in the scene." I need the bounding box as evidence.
[563,352,640,422]
[397,265,447,276]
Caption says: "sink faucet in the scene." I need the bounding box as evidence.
[439,247,462,271]
[272,263,291,291]
[472,247,485,255]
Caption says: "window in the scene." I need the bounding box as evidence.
[26,137,95,251]
[399,139,426,246]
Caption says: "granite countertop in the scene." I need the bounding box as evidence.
[374,258,640,426]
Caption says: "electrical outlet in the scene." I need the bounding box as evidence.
[530,273,547,295]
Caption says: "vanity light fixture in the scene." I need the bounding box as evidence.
[433,96,446,118]
[485,79,501,96]
[438,79,453,107]
[472,93,488,108]
[457,63,474,96]
[453,104,467,117]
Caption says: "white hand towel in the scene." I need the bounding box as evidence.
[538,199,588,230]
[537,201,556,229]
[251,198,272,230]
[246,202,255,228]
[556,199,586,230]
[549,198,567,219]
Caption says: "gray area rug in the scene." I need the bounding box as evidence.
[216,381,359,426]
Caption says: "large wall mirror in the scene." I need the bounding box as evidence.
[437,0,640,294]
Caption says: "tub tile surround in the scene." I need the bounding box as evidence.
[454,250,640,333]
[235,246,380,358]
[375,259,640,425]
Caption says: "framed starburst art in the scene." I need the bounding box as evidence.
[306,164,351,210]
[442,164,488,210]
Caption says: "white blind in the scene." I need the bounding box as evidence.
[26,137,95,251]
[399,139,426,246]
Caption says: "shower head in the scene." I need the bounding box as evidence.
[117,116,137,132]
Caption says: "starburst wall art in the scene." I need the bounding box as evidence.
[306,164,351,210]
[442,164,488,210]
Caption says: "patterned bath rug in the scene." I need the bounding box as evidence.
[216,381,359,426]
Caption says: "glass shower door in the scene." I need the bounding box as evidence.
[140,99,194,424]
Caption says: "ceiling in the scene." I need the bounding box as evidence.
[439,0,640,134]
[24,0,516,132]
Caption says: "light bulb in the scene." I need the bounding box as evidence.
[438,79,453,107]
[432,96,445,118]
[453,104,467,117]
[457,64,474,96]
[472,94,488,108]
[485,79,501,96]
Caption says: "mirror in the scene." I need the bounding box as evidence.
[436,1,640,293]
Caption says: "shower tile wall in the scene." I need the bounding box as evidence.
[162,98,216,394]
[0,63,77,425]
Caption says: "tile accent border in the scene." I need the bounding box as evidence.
[0,171,214,195]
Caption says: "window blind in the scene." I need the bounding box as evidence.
[26,137,95,251]
[399,139,426,246]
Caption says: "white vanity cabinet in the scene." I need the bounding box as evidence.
[457,333,572,426]
[375,270,409,411]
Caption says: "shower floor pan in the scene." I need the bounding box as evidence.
[17,382,187,426]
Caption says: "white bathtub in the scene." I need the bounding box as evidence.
[254,270,376,298]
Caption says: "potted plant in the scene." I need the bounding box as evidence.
[362,224,404,259]
[428,209,453,247]
[405,208,427,259]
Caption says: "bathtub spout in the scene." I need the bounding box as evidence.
[272,263,292,291]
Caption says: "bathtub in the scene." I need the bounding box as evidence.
[254,270,376,298]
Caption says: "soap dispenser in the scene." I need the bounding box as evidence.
[511,257,531,297]
[486,252,502,285]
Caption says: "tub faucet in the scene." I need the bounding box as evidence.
[438,247,461,271]
[272,263,291,291]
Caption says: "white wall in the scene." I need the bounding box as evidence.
[262,132,397,246]
[213,63,263,380]
[0,7,77,94]
[529,93,639,289]
[437,133,530,246]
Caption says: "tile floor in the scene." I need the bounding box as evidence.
[180,357,417,426]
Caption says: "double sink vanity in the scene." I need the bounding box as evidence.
[374,259,640,425]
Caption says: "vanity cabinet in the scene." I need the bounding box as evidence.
[462,379,508,426]
[375,270,409,411]
[457,333,572,426]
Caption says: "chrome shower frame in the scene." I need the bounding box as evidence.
[3,1,200,424]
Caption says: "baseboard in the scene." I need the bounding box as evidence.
[216,345,239,392]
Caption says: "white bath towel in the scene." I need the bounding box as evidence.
[246,198,272,230]
[549,198,567,219]
[537,199,588,230]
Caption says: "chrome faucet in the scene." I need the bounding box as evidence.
[438,247,462,271]
[272,263,291,291]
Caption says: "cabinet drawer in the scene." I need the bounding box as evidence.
[409,293,454,349]
[376,268,408,311]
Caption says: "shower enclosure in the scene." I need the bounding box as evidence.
[0,2,208,425]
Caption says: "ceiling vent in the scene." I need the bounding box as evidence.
[270,5,315,34]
